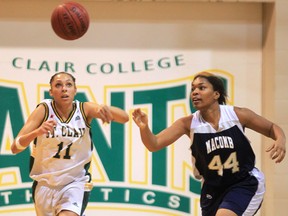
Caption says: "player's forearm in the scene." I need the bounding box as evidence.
[139,126,159,152]
[270,123,286,142]
[109,106,129,123]
[11,129,39,154]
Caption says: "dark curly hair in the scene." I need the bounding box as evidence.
[193,72,227,105]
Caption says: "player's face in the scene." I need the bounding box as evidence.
[191,77,219,110]
[49,73,77,104]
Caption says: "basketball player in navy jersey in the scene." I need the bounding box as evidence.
[132,72,286,216]
[11,72,129,216]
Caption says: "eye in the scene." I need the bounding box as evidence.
[199,86,206,90]
[55,83,62,88]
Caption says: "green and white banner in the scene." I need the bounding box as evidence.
[0,3,263,214]
[0,48,261,216]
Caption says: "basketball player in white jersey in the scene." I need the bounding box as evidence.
[132,72,286,216]
[11,72,129,216]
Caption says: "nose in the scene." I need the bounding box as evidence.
[62,86,67,92]
[191,88,198,95]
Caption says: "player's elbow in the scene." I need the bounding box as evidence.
[123,114,129,123]
[11,145,19,154]
[147,147,158,152]
[146,144,161,152]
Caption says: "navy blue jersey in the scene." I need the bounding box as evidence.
[190,105,255,186]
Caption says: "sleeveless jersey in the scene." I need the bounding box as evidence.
[30,99,93,186]
[190,105,255,186]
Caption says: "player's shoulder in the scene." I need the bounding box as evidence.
[39,98,52,105]
[233,106,253,116]
[233,106,257,124]
[174,115,193,130]
[81,101,96,112]
[178,114,193,123]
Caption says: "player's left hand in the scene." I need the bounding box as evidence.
[97,104,114,124]
[266,140,286,163]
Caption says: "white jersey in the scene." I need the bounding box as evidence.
[30,99,93,186]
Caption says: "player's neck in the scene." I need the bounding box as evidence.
[54,102,73,120]
[200,104,221,129]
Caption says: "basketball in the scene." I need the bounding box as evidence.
[51,1,90,40]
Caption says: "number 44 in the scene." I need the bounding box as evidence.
[208,152,240,176]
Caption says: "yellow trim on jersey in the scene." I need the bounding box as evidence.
[51,100,76,123]
[38,102,49,123]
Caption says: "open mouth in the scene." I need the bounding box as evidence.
[61,95,69,99]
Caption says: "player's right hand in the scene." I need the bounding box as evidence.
[132,108,148,129]
[38,119,57,136]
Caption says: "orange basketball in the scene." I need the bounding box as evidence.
[51,1,90,40]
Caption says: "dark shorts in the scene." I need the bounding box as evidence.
[200,168,265,216]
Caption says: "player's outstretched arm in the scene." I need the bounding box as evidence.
[132,108,191,152]
[235,106,286,163]
[265,123,286,163]
[85,102,129,124]
[132,108,158,152]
